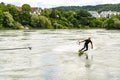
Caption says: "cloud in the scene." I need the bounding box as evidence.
[0,0,120,8]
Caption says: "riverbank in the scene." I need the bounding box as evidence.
[0,26,117,30]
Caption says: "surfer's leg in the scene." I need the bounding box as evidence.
[80,44,86,51]
[83,44,88,52]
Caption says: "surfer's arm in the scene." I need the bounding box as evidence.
[79,40,85,45]
[90,42,93,49]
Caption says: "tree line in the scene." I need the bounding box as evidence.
[0,2,120,30]
[0,2,52,29]
[54,3,120,12]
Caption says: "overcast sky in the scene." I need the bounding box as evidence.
[0,0,120,8]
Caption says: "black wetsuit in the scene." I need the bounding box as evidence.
[81,39,92,52]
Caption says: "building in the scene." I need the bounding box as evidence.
[88,11,100,18]
[88,10,120,18]
[100,11,120,18]
[16,6,22,11]
[31,7,41,14]
[16,6,41,14]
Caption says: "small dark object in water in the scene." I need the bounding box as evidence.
[0,47,32,51]
[28,47,32,50]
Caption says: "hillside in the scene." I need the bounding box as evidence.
[53,3,120,12]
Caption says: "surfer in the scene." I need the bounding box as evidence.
[79,37,93,52]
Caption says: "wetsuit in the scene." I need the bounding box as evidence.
[80,39,92,52]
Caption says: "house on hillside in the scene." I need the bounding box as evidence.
[88,10,120,18]
[100,11,120,18]
[16,6,41,14]
[16,6,22,11]
[31,7,41,14]
[88,11,100,18]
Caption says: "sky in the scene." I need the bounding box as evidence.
[0,0,120,8]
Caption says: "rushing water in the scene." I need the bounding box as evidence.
[0,29,120,80]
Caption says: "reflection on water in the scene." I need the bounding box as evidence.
[0,29,120,80]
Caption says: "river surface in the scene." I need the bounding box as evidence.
[0,29,120,80]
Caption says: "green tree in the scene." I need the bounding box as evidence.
[114,19,120,29]
[63,11,75,20]
[102,18,114,29]
[13,21,24,29]
[3,12,14,28]
[7,4,19,21]
[71,18,80,28]
[3,12,23,29]
[76,10,92,19]
[76,10,92,26]
[31,14,39,28]
[112,14,120,20]
[0,2,8,12]
[0,10,3,26]
[58,17,73,28]
[50,9,61,19]
[39,16,52,29]
[53,23,67,29]
[22,4,31,12]
[31,14,52,29]
[90,18,103,28]
[41,8,52,17]
[20,4,31,25]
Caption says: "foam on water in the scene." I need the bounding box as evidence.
[0,29,120,80]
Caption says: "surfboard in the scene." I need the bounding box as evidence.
[78,50,88,59]
[78,50,84,56]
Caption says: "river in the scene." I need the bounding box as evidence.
[0,29,120,80]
